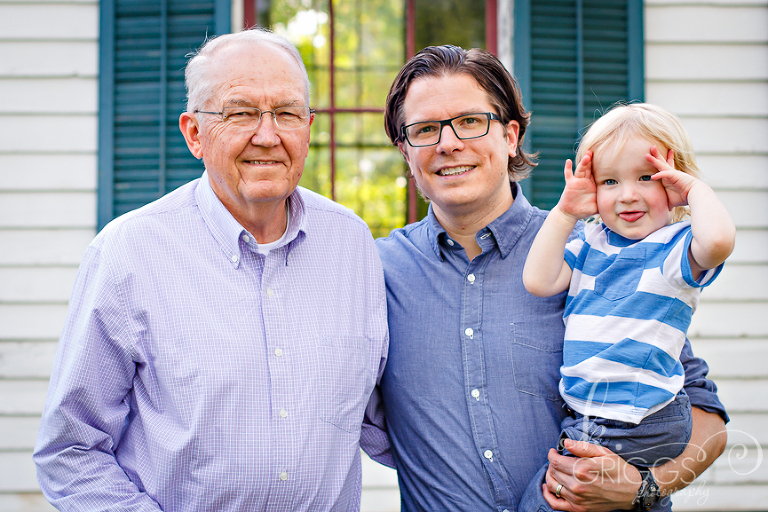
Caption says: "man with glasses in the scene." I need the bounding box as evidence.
[365,45,727,511]
[34,28,388,512]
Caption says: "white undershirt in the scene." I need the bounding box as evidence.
[254,207,291,255]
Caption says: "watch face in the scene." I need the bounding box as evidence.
[644,482,660,507]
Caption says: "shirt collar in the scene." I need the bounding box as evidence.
[426,181,535,260]
[195,171,307,267]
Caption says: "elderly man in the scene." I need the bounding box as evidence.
[365,45,727,511]
[34,28,388,511]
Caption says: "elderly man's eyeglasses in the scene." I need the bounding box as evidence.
[401,112,501,147]
[194,106,315,130]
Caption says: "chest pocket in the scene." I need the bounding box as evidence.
[510,319,563,401]
[315,335,372,433]
[593,247,646,301]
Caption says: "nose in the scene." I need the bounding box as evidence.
[250,112,280,147]
[435,123,464,154]
[618,183,640,202]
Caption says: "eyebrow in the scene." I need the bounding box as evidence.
[409,110,492,124]
[224,98,305,108]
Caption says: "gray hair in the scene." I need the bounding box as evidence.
[184,28,311,113]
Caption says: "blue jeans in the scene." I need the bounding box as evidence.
[518,392,692,512]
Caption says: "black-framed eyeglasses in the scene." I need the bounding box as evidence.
[401,112,501,147]
[194,106,315,130]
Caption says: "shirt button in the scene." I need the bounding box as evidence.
[467,273,475,284]
[241,234,250,243]
[274,348,283,357]
[484,450,493,460]
[279,471,288,481]
[471,389,480,399]
[230,254,238,263]
[464,327,473,338]
[279,409,288,418]
[447,239,455,246]
[267,288,275,298]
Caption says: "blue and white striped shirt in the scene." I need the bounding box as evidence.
[561,221,722,424]
[34,173,389,512]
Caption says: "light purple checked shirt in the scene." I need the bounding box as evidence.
[33,173,390,512]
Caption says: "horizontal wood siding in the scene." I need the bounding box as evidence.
[646,1,768,509]
[0,0,98,507]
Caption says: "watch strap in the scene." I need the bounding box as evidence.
[631,465,661,511]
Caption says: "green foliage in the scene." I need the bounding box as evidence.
[267,0,408,235]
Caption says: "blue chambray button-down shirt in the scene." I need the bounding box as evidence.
[34,173,389,512]
[371,182,726,512]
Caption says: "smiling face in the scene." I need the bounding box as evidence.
[398,73,520,222]
[180,41,312,225]
[592,136,672,239]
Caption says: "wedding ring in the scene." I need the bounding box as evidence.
[555,483,563,499]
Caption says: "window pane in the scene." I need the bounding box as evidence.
[335,112,394,147]
[415,0,485,50]
[335,148,407,239]
[264,0,406,235]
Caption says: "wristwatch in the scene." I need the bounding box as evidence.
[632,466,661,511]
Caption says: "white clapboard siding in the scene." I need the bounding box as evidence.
[681,117,768,155]
[361,453,400,512]
[694,338,768,379]
[725,413,768,447]
[650,7,768,511]
[0,341,57,380]
[0,229,94,266]
[698,155,768,189]
[713,379,768,414]
[0,41,98,77]
[0,452,46,493]
[0,267,78,303]
[0,381,48,416]
[0,78,98,114]
[716,190,768,229]
[702,264,768,301]
[722,230,768,264]
[0,115,97,153]
[0,154,97,191]
[0,417,42,451]
[646,82,768,117]
[0,3,98,39]
[0,304,69,340]
[0,495,56,512]
[672,484,768,511]
[645,5,768,43]
[689,302,768,338]
[646,44,768,80]
[0,192,96,228]
[0,1,109,506]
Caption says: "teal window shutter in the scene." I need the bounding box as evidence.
[514,0,644,210]
[98,0,231,230]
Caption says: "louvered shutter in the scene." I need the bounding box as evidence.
[514,0,643,210]
[98,0,230,229]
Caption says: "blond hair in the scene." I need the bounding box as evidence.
[577,103,700,222]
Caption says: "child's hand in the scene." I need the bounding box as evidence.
[647,146,702,207]
[558,151,598,221]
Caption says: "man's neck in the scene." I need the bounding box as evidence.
[433,190,514,261]
[225,199,289,244]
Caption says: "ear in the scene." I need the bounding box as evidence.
[179,112,204,159]
[304,111,315,148]
[505,120,521,158]
[398,141,411,165]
